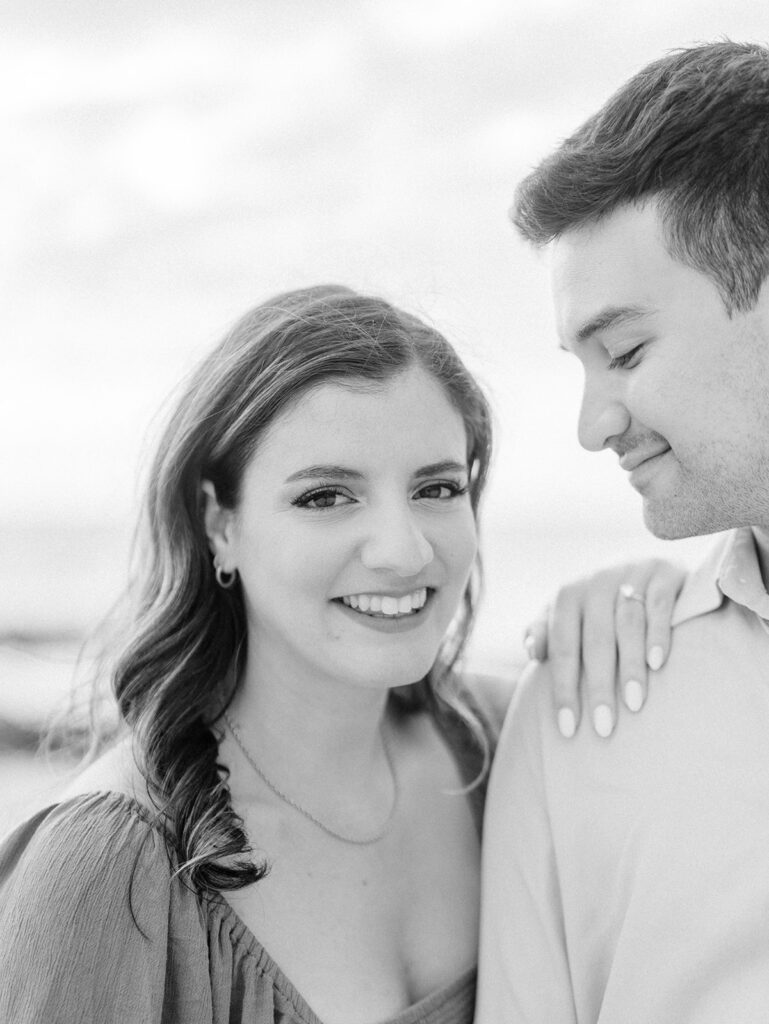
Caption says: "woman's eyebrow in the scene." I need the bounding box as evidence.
[284,460,468,484]
[285,465,363,483]
[414,460,468,476]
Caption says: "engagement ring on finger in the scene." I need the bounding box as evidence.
[619,583,646,604]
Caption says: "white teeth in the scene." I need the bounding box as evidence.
[340,588,429,617]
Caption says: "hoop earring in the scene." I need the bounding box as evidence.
[214,563,237,589]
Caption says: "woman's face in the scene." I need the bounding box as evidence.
[207,364,478,695]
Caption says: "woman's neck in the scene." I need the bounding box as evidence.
[223,649,400,832]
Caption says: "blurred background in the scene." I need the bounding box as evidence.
[2,0,766,830]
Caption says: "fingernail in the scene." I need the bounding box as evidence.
[624,679,644,712]
[647,645,664,671]
[557,708,576,738]
[593,704,614,738]
[524,634,538,660]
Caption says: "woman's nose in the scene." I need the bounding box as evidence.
[359,506,434,577]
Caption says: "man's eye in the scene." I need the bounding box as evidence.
[416,481,468,500]
[292,487,352,509]
[607,345,643,370]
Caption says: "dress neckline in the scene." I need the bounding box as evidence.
[211,883,476,1024]
[46,789,477,1024]
[42,697,488,1024]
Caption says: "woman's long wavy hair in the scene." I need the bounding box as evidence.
[112,284,493,892]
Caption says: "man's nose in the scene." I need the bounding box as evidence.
[360,505,434,577]
[577,375,631,452]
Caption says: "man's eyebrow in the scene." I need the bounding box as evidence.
[284,460,468,483]
[575,305,652,343]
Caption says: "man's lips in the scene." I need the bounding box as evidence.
[619,445,671,473]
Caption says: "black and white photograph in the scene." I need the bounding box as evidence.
[1,1,768,1020]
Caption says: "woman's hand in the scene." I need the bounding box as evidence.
[525,559,685,739]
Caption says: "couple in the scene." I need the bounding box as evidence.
[0,289,664,1024]
[0,38,766,1024]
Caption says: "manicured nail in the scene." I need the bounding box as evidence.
[557,708,576,738]
[524,634,537,660]
[593,704,614,738]
[647,645,664,671]
[624,679,644,712]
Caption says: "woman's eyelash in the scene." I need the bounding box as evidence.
[290,486,350,509]
[607,344,643,370]
[416,480,469,498]
[291,480,469,508]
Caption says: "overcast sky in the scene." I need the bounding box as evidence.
[2,0,768,647]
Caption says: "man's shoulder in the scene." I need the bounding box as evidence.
[464,672,516,739]
[491,661,558,774]
[504,660,556,728]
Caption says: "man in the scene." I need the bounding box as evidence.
[477,41,769,1022]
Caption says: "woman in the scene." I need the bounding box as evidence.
[0,285,680,1023]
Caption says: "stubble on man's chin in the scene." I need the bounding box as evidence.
[641,503,697,540]
[641,490,769,541]
[640,490,734,541]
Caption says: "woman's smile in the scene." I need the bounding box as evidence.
[334,587,436,633]
[339,587,429,616]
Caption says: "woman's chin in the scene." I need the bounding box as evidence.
[345,648,442,693]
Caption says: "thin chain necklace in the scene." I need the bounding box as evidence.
[223,710,399,846]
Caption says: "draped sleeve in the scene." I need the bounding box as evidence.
[0,792,212,1024]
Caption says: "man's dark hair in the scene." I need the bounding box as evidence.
[513,41,769,312]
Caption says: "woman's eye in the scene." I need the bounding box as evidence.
[292,487,353,509]
[416,481,468,500]
[607,344,643,370]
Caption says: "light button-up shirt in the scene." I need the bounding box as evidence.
[477,528,769,1024]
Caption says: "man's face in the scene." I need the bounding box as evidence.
[551,202,769,538]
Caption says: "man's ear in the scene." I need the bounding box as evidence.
[201,480,237,567]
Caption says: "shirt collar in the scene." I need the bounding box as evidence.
[718,527,769,621]
[672,527,769,626]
